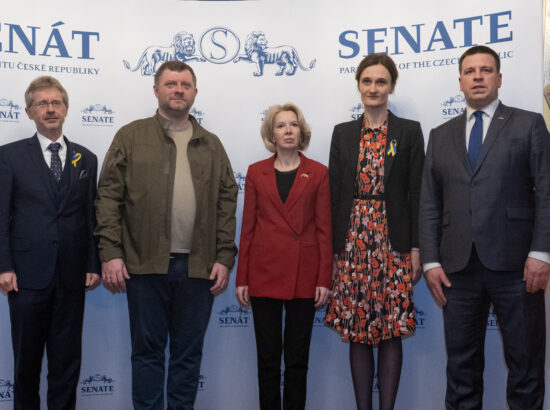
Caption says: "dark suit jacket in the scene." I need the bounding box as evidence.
[236,153,332,300]
[0,135,100,290]
[419,102,550,273]
[329,111,425,253]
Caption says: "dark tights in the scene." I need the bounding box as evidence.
[349,338,403,410]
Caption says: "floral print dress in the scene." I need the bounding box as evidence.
[325,118,415,345]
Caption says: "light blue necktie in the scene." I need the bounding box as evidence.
[467,111,483,169]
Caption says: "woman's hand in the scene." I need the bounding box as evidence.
[314,286,330,307]
[236,285,250,307]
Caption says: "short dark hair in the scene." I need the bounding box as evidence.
[154,61,197,86]
[355,53,398,85]
[459,45,500,73]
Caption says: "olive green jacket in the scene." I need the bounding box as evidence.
[94,112,237,278]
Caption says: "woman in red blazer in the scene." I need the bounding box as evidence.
[236,103,332,410]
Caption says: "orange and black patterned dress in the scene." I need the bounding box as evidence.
[325,118,415,345]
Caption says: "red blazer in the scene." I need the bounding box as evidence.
[236,153,333,300]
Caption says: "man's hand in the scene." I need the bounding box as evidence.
[411,250,422,285]
[209,262,229,296]
[314,286,330,307]
[424,266,451,307]
[0,271,18,294]
[85,273,101,291]
[102,258,130,293]
[236,285,249,307]
[524,257,550,293]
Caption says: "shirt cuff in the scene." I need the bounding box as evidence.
[423,262,441,273]
[528,251,550,264]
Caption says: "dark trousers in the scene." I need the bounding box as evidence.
[443,248,546,410]
[126,254,214,410]
[250,297,315,410]
[8,272,85,410]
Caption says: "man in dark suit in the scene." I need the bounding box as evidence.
[0,76,101,410]
[420,45,550,409]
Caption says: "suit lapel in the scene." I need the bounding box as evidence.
[473,102,511,174]
[283,153,310,211]
[452,113,472,175]
[27,134,57,206]
[383,111,402,187]
[263,156,284,210]
[262,155,304,234]
[58,138,80,212]
[348,116,363,180]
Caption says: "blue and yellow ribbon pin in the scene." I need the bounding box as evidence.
[71,152,82,167]
[386,140,397,157]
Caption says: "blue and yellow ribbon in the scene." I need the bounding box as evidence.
[386,140,397,157]
[72,152,82,167]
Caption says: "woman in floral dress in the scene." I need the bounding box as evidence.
[325,54,425,410]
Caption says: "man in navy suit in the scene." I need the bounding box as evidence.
[420,45,550,409]
[0,76,101,410]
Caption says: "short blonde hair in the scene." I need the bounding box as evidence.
[261,103,311,153]
[25,76,68,108]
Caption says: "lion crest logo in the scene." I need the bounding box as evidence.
[0,99,20,111]
[123,31,205,76]
[441,94,465,107]
[233,31,316,77]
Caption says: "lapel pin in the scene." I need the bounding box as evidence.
[386,139,397,157]
[300,173,309,178]
[498,116,504,120]
[71,152,82,167]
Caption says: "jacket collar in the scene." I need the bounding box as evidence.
[351,111,402,186]
[384,110,403,186]
[452,101,511,176]
[261,152,312,233]
[154,111,209,141]
[27,134,80,210]
[473,102,511,174]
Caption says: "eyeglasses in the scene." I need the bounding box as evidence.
[31,100,64,109]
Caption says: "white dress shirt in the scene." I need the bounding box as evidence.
[36,133,66,171]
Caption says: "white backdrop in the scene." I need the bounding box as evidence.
[0,1,548,409]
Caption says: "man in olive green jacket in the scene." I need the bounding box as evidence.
[94,61,237,410]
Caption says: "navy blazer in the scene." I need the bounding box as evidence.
[0,135,100,290]
[329,111,425,254]
[419,103,550,273]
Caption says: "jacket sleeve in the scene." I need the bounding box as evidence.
[94,132,128,263]
[86,153,101,273]
[328,125,342,252]
[215,146,238,269]
[408,122,425,249]
[0,147,15,273]
[315,166,333,288]
[419,129,443,265]
[529,113,550,253]
[235,165,257,287]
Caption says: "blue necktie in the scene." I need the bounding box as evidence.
[48,142,62,182]
[467,111,483,169]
